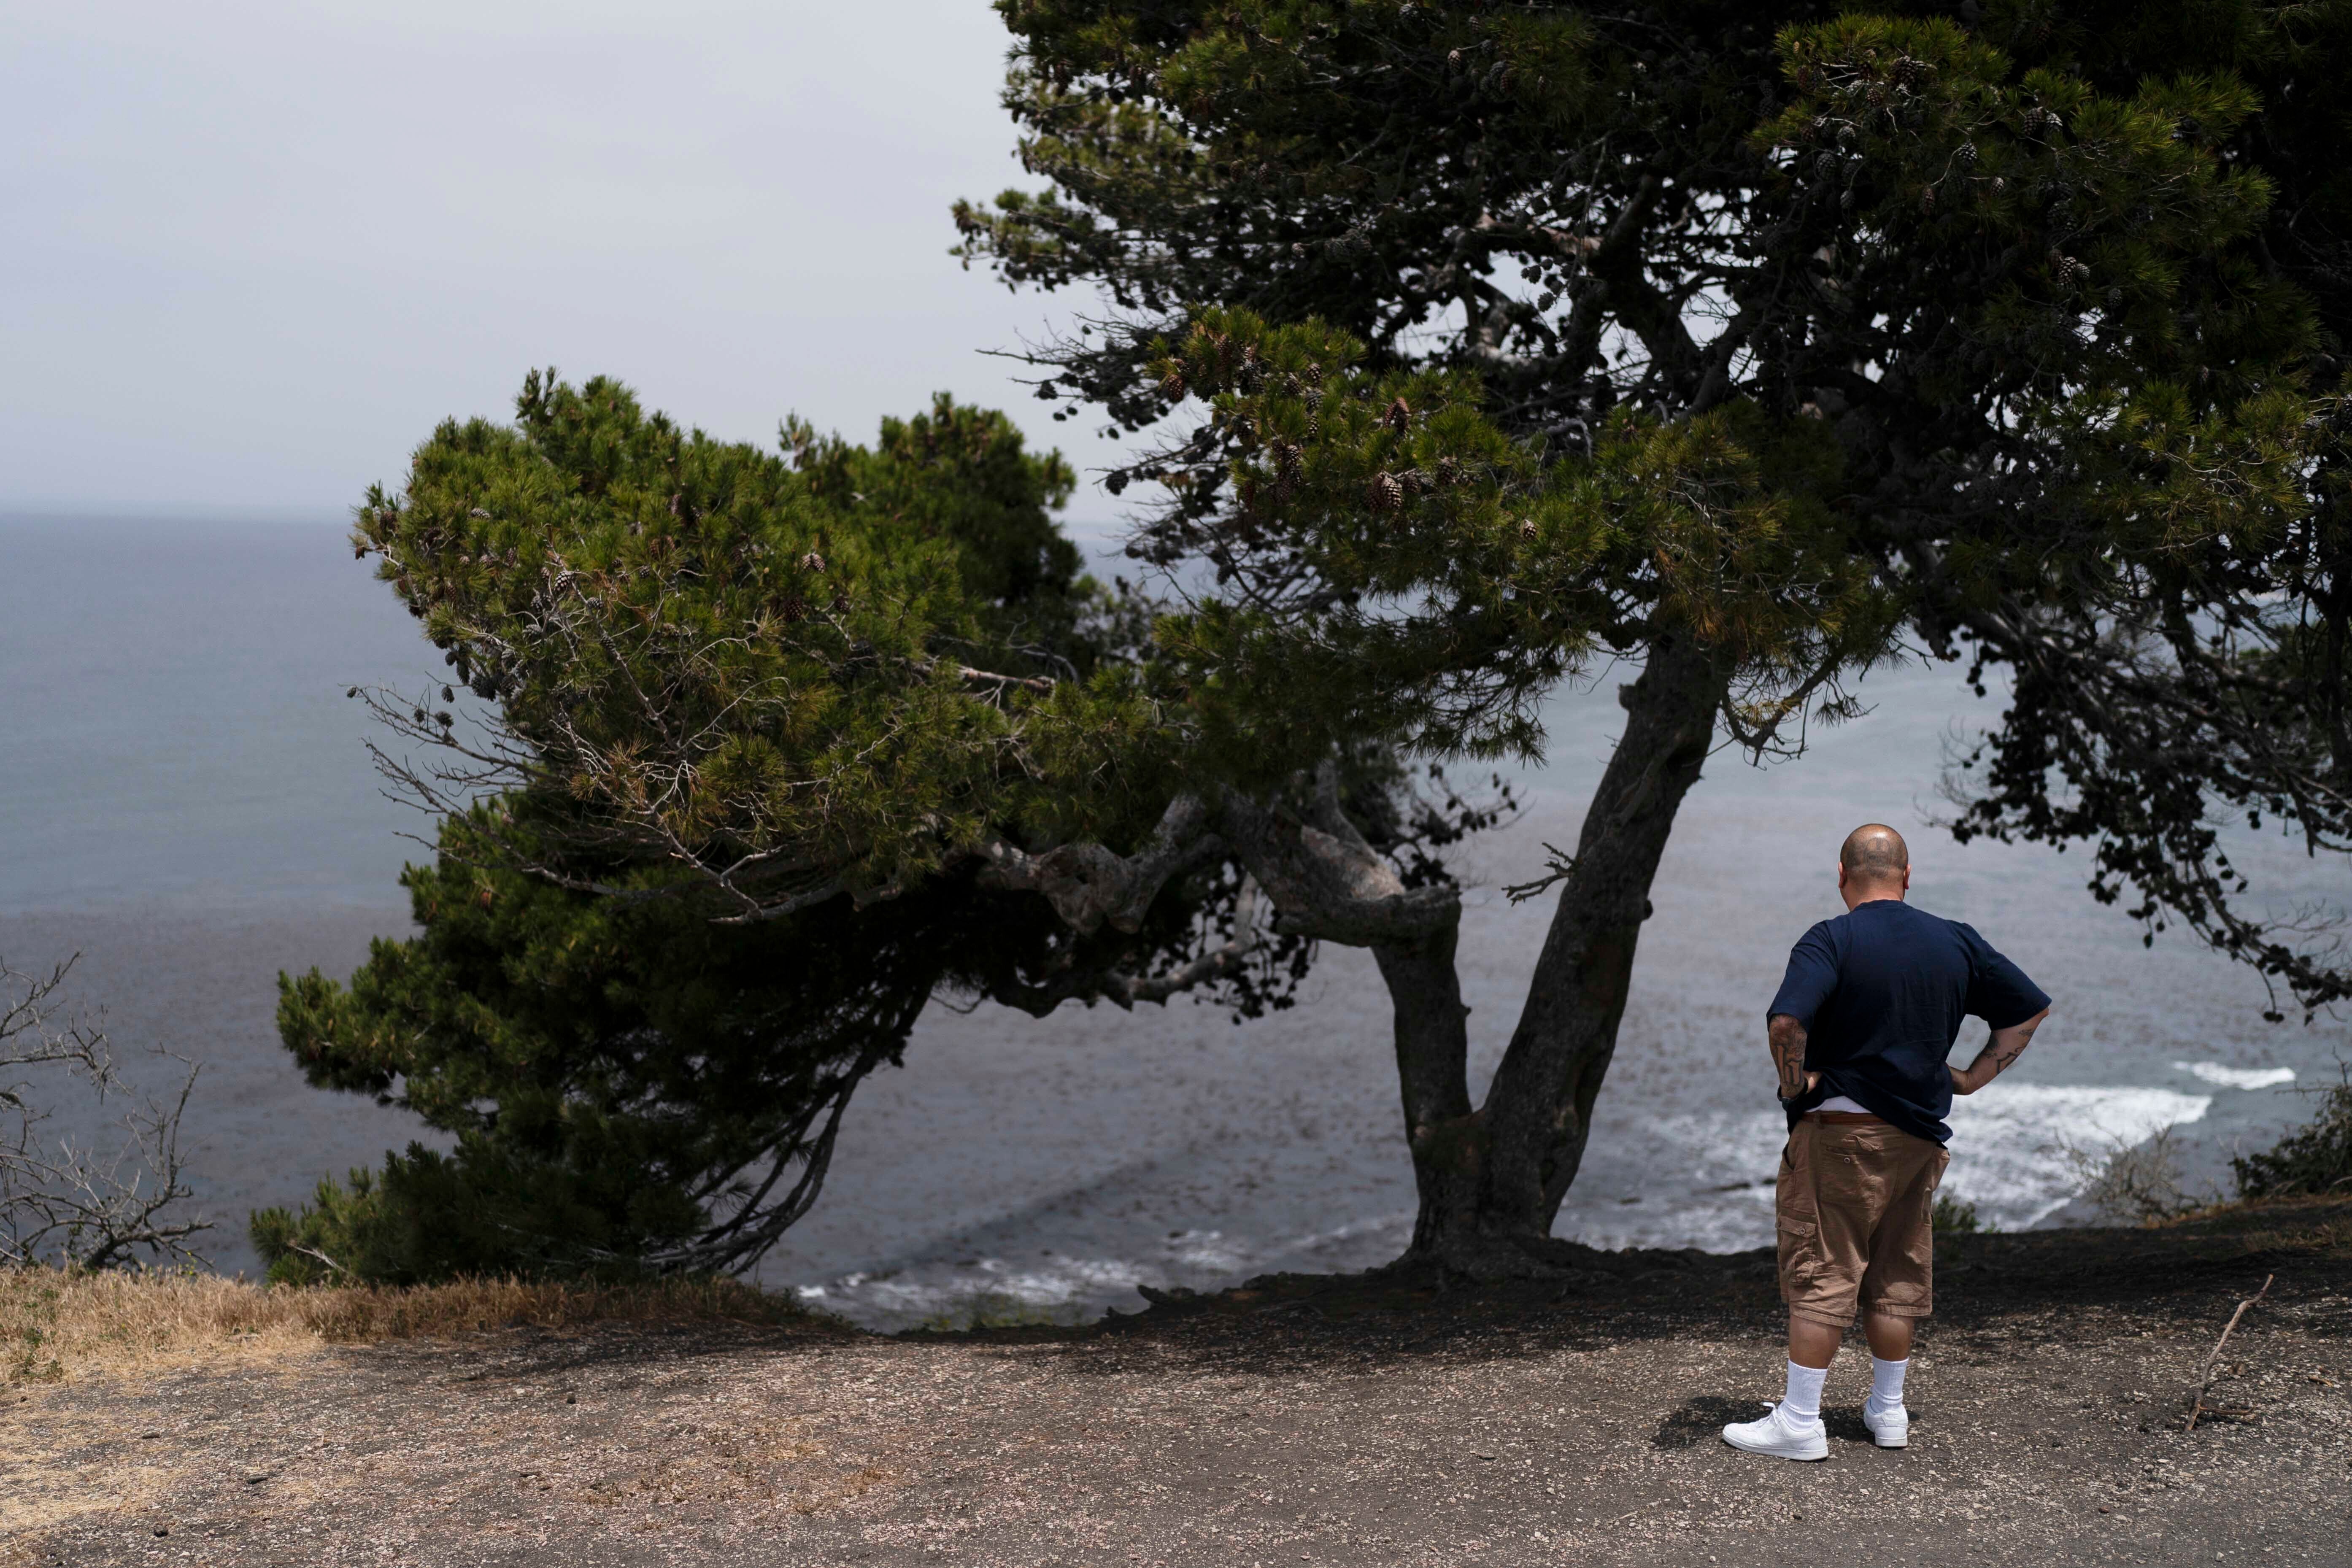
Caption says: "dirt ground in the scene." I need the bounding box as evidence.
[6,1199,2348,1568]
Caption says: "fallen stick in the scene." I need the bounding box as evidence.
[2185,1273,2273,1432]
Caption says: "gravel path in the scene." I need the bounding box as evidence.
[8,1201,2347,1567]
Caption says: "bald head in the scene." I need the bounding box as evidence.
[1839,823,1910,891]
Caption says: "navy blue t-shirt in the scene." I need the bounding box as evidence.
[1767,899,2049,1144]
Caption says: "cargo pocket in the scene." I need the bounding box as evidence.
[1776,1215,1821,1300]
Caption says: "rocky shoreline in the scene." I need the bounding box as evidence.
[7,1197,2347,1567]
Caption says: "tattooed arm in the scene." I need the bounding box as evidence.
[1950,1007,2051,1096]
[1768,1014,1819,1103]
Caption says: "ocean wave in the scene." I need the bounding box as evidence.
[794,1083,2217,1328]
[793,1211,1423,1331]
[1943,1083,2211,1228]
[2173,1061,2296,1090]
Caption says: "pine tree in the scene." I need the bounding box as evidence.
[262,377,1460,1280]
[943,0,2348,1268]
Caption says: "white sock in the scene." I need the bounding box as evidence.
[1869,1355,1909,1413]
[1781,1360,1827,1424]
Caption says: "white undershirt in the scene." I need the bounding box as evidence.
[1815,1094,1869,1115]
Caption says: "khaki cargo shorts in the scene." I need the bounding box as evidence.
[1776,1115,1951,1329]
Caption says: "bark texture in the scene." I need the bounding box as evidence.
[1392,634,1728,1274]
[1371,926,1476,1256]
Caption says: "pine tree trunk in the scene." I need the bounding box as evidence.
[1387,634,1728,1274]
[1370,924,1480,1254]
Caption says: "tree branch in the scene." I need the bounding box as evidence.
[987,877,1267,1015]
[975,795,1221,934]
[1216,786,1462,946]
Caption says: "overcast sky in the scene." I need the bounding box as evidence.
[2,1,1130,529]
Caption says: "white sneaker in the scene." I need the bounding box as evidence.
[1863,1402,1909,1449]
[1721,1402,1828,1461]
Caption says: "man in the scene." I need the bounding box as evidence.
[1722,823,2051,1460]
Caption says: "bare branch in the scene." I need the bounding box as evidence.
[1,955,211,1270]
[2185,1274,2272,1432]
[1502,842,1578,904]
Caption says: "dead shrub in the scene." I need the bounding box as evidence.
[2062,1125,2210,1225]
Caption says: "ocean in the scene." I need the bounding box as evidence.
[3,513,2342,1328]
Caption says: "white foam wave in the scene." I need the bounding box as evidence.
[796,1251,1159,1325]
[792,1213,1422,1331]
[1597,1085,2215,1245]
[795,1084,2218,1328]
[2173,1061,2296,1090]
[1944,1083,2211,1228]
[1559,1109,1786,1253]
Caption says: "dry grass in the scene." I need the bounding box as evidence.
[0,1266,824,1387]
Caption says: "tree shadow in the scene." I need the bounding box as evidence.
[1007,1196,2352,1380]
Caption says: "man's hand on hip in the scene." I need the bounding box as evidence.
[1768,1014,1816,1102]
[1951,1006,2052,1095]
